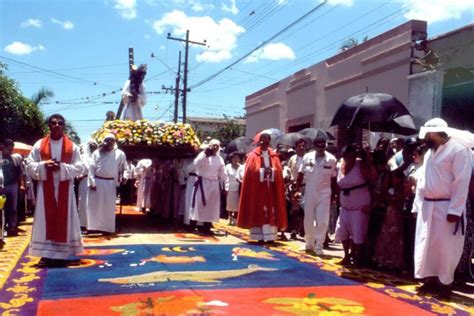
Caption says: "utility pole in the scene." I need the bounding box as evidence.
[174,51,182,123]
[167,30,206,123]
[160,51,182,122]
[116,47,135,119]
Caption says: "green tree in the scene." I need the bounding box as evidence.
[31,87,54,106]
[339,38,359,52]
[207,115,245,148]
[0,63,47,144]
[339,36,368,52]
[64,121,81,144]
[31,86,81,144]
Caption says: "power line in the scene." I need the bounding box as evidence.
[7,62,128,74]
[204,1,411,89]
[248,0,395,77]
[189,0,328,90]
[266,4,411,74]
[0,55,115,88]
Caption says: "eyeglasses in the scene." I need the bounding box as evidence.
[50,121,65,126]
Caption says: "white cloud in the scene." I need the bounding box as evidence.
[402,0,474,24]
[190,0,204,12]
[114,0,137,20]
[326,0,354,6]
[246,42,295,63]
[4,42,45,55]
[20,18,42,28]
[153,10,244,63]
[51,18,75,29]
[222,0,239,15]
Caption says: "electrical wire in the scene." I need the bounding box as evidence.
[189,0,328,90]
[0,55,116,88]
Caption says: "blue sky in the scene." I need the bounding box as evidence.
[1,0,473,142]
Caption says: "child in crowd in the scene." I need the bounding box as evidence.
[373,170,406,270]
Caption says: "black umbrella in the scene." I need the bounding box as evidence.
[276,132,311,148]
[330,93,415,135]
[298,128,335,141]
[358,115,417,135]
[224,136,254,154]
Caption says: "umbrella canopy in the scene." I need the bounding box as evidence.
[254,128,284,148]
[224,136,254,154]
[358,115,417,135]
[13,142,33,156]
[276,132,311,148]
[298,128,335,142]
[330,93,415,134]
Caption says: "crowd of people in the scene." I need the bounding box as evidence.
[0,113,472,299]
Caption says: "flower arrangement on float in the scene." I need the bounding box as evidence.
[91,120,201,149]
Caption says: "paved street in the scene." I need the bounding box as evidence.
[0,208,472,315]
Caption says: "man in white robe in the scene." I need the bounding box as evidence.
[86,133,128,234]
[135,159,153,212]
[77,140,98,230]
[26,114,85,267]
[413,118,472,298]
[189,139,227,235]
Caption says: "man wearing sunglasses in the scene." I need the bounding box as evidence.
[296,137,337,256]
[26,114,85,267]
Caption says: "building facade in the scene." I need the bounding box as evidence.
[408,23,474,131]
[187,116,246,138]
[245,20,429,145]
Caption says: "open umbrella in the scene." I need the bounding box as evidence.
[254,128,284,148]
[13,142,33,156]
[298,128,335,141]
[276,132,311,148]
[330,92,416,135]
[360,115,417,135]
[224,136,254,154]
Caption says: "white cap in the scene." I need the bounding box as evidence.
[103,133,116,141]
[419,118,448,139]
[209,139,220,146]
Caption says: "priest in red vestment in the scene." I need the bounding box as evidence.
[26,114,85,267]
[237,133,287,242]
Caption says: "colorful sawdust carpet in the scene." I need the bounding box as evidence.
[0,223,472,315]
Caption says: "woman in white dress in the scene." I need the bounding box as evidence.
[224,153,244,225]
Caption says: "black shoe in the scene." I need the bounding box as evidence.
[184,225,195,233]
[338,256,352,266]
[36,258,65,268]
[0,239,5,249]
[6,229,18,237]
[416,282,439,295]
[290,232,298,240]
[279,233,288,241]
[435,284,452,300]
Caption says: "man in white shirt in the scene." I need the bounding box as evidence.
[286,138,307,240]
[296,137,337,255]
[414,118,472,299]
[1,139,25,237]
